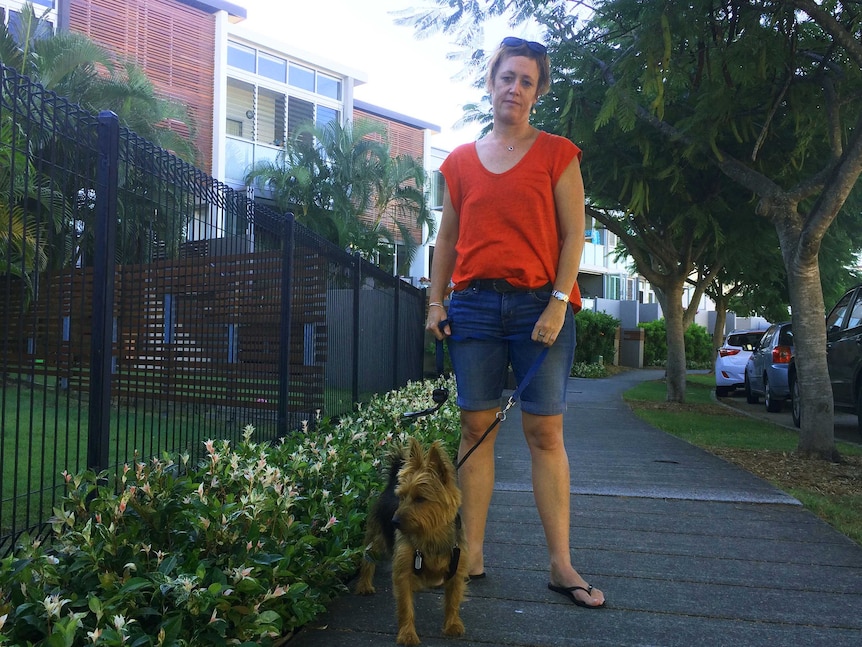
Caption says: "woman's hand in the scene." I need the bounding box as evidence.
[426,303,450,340]
[532,300,567,346]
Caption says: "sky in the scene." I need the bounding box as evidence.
[239,0,531,151]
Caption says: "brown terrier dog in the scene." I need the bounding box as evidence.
[355,437,468,646]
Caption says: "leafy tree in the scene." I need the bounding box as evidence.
[569,0,862,459]
[245,119,433,269]
[408,0,862,459]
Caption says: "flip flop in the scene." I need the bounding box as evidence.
[547,583,605,608]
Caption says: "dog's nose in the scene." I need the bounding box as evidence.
[391,515,401,528]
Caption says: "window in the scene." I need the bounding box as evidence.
[847,294,862,330]
[316,105,339,129]
[430,170,445,209]
[226,78,254,140]
[258,87,285,145]
[227,41,256,72]
[288,96,314,142]
[317,73,341,100]
[258,52,286,83]
[289,63,315,92]
[827,291,853,332]
[607,275,621,300]
[226,119,243,137]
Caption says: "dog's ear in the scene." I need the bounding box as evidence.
[406,436,425,467]
[427,440,455,483]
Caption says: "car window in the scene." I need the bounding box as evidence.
[826,291,853,332]
[758,327,776,349]
[846,294,862,330]
[727,332,763,350]
[741,332,763,350]
[778,328,793,346]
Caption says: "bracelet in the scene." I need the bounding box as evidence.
[428,302,446,309]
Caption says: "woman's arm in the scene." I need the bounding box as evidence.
[532,156,586,345]
[426,187,459,339]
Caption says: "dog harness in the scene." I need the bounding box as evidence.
[412,514,462,581]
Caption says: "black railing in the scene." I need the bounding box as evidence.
[0,64,425,555]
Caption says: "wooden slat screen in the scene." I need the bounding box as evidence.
[0,248,326,413]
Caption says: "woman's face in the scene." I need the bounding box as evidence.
[490,54,541,126]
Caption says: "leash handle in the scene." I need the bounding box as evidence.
[435,319,449,376]
[402,320,451,420]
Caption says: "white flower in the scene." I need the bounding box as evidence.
[43,593,70,618]
[113,613,136,633]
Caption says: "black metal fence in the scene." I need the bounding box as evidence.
[0,64,426,556]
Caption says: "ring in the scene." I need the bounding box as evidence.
[538,332,545,337]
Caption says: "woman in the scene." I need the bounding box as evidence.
[425,37,605,609]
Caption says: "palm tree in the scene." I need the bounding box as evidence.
[0,2,199,272]
[0,2,196,162]
[245,118,432,271]
[0,111,70,300]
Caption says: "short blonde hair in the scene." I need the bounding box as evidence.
[485,39,551,97]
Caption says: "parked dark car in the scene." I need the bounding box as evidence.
[745,321,794,412]
[790,284,862,430]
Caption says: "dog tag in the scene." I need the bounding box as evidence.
[414,551,423,571]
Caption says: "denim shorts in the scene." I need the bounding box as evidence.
[446,285,576,415]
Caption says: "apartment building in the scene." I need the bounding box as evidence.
[5,0,694,328]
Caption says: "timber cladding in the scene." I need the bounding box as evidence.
[355,109,426,247]
[68,0,216,172]
[0,249,326,413]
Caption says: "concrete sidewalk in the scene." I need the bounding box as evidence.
[287,369,862,647]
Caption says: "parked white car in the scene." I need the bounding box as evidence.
[715,329,767,397]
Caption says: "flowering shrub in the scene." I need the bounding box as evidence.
[570,361,609,378]
[0,377,458,646]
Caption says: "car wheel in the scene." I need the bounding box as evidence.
[790,374,801,428]
[715,385,730,398]
[745,373,759,404]
[765,375,782,412]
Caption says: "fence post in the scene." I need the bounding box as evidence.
[393,278,401,390]
[352,252,361,405]
[277,213,295,434]
[87,111,120,472]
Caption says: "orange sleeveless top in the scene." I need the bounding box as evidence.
[440,131,583,310]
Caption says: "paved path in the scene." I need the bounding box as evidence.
[287,369,862,646]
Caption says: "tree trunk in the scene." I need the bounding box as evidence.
[776,219,837,459]
[711,294,729,373]
[655,284,687,402]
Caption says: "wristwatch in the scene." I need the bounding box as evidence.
[551,290,570,303]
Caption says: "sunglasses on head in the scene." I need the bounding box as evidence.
[501,36,547,56]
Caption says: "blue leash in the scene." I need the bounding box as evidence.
[439,318,550,470]
[454,341,549,470]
